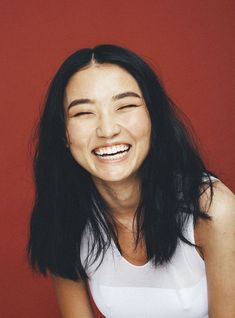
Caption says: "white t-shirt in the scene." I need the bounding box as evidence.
[81,176,218,318]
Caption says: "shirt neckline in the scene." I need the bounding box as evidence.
[110,238,151,268]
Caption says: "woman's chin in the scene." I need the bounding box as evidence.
[92,170,136,185]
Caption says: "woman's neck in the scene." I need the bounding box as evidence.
[92,175,141,221]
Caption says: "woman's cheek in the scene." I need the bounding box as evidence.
[124,112,151,138]
[67,121,92,144]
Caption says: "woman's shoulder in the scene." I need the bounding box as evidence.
[196,180,235,315]
[195,179,235,251]
[199,179,235,219]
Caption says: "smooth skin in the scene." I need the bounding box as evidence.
[52,63,235,318]
[195,181,235,318]
[51,278,96,318]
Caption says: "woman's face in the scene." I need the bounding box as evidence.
[64,63,151,184]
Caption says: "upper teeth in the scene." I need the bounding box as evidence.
[94,144,130,155]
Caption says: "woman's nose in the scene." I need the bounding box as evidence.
[96,114,121,138]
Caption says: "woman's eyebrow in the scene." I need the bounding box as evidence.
[67,92,142,110]
[112,91,142,100]
[68,98,95,110]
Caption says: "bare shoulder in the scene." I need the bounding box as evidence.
[195,180,235,317]
[196,180,235,247]
[195,181,235,258]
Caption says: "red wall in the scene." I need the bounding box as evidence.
[0,1,234,317]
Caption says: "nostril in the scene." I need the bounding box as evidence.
[96,122,121,138]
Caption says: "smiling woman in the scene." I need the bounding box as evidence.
[27,44,235,318]
[65,63,151,183]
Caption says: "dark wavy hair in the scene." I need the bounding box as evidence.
[27,44,217,281]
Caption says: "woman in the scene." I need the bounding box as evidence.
[27,44,235,317]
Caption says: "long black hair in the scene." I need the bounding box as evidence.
[27,44,217,281]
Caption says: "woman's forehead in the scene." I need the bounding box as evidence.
[65,63,142,103]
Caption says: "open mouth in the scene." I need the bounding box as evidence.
[93,144,131,160]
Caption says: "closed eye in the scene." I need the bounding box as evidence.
[118,104,139,110]
[73,112,94,117]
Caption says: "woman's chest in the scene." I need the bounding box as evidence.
[117,230,148,266]
[116,224,204,266]
[83,218,208,317]
[90,280,208,318]
[88,247,208,318]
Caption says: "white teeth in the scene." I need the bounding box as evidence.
[96,150,129,161]
[94,144,130,156]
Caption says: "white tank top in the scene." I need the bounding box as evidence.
[80,176,218,318]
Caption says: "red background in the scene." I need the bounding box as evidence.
[0,1,234,317]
